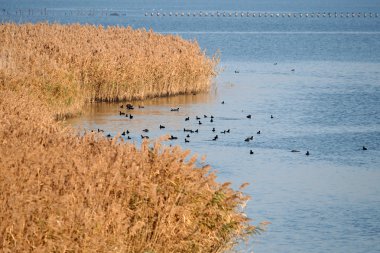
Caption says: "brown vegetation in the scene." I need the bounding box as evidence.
[0,23,218,118]
[0,89,264,252]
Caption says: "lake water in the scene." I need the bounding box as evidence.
[1,1,380,252]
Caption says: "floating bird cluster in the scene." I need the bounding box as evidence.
[97,98,368,156]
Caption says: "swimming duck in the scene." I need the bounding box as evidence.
[196,116,201,120]
[169,135,178,140]
[119,111,125,115]
[142,129,149,133]
[362,146,368,150]
[126,104,134,110]
[141,135,149,139]
[212,135,218,141]
[212,128,216,132]
[291,150,300,152]
[171,108,179,112]
[271,115,274,119]
[129,114,133,119]
[159,125,165,129]
[185,138,190,143]
[250,150,254,155]
[257,130,261,134]
[185,117,190,121]
[306,151,310,156]
[121,131,126,136]
[221,101,225,104]
[198,121,202,125]
[247,114,252,119]
[106,134,112,138]
[186,134,190,138]
[210,118,214,123]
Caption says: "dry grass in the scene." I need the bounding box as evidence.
[0,23,218,119]
[0,89,266,252]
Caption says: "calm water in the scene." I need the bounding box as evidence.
[2,1,380,252]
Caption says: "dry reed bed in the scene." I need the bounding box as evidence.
[0,89,265,252]
[0,23,218,118]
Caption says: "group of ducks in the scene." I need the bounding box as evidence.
[98,100,370,156]
[111,100,318,156]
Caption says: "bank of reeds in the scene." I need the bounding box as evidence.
[0,89,267,252]
[0,23,218,118]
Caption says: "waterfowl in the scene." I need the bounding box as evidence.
[210,118,214,123]
[250,136,254,140]
[271,115,274,119]
[306,151,310,156]
[244,137,250,142]
[234,70,239,73]
[169,135,178,140]
[210,115,214,119]
[186,134,190,138]
[195,129,199,133]
[126,130,130,134]
[127,136,131,140]
[226,129,230,133]
[291,69,295,72]
[185,117,190,121]
[159,125,165,129]
[171,108,180,112]
[119,111,125,115]
[142,129,149,133]
[141,135,149,139]
[257,130,261,134]
[221,101,225,104]
[221,130,226,134]
[129,114,133,119]
[196,116,201,120]
[106,134,112,138]
[198,121,202,125]
[291,150,300,152]
[185,138,190,143]
[247,114,252,119]
[125,114,129,117]
[250,150,254,155]
[212,135,218,141]
[98,129,104,133]
[126,104,134,110]
[120,105,124,108]
[212,128,215,132]
[204,115,208,118]
[362,146,368,150]
[121,131,126,136]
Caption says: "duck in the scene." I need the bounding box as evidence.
[291,150,300,152]
[271,115,274,119]
[234,70,239,73]
[125,114,129,117]
[159,125,165,129]
[141,135,149,139]
[129,114,133,119]
[250,150,254,155]
[171,108,179,112]
[257,130,261,134]
[186,134,190,138]
[142,129,149,133]
[185,117,190,121]
[121,131,126,136]
[119,111,125,115]
[212,135,218,141]
[210,115,214,119]
[210,118,214,123]
[106,134,112,138]
[185,138,190,143]
[126,130,130,134]
[212,128,216,132]
[247,114,252,119]
[169,135,178,140]
[291,69,295,72]
[195,129,199,133]
[306,151,310,156]
[204,115,208,118]
[196,116,201,120]
[127,136,131,140]
[226,129,230,133]
[221,130,226,134]
[362,146,368,150]
[126,104,134,110]
[198,121,202,125]
[221,101,225,104]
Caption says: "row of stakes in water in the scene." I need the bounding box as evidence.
[146,11,379,18]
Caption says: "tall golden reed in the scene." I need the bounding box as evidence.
[0,89,265,252]
[0,23,218,118]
